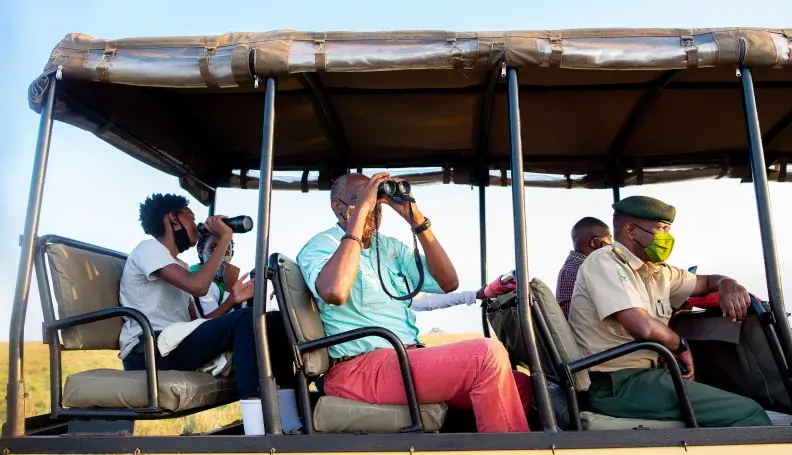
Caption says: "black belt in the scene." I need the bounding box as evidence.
[330,343,425,367]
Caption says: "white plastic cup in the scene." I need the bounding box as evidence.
[240,389,302,435]
[240,398,265,435]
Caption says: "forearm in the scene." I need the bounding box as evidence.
[412,291,477,312]
[642,322,682,352]
[203,298,235,319]
[690,274,730,297]
[191,237,232,294]
[315,208,368,305]
[411,211,458,292]
[615,309,681,352]
[705,275,729,292]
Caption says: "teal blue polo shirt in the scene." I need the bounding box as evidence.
[296,225,443,358]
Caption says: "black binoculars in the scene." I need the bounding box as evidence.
[197,215,254,235]
[378,180,412,201]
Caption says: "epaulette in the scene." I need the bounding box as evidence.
[612,247,630,265]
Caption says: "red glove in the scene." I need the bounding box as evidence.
[687,292,759,310]
[687,292,721,309]
[483,271,517,298]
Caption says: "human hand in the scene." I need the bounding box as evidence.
[357,173,391,214]
[383,177,422,226]
[204,215,233,241]
[230,273,254,304]
[718,278,750,322]
[678,350,695,381]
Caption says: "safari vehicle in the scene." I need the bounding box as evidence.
[3,27,792,453]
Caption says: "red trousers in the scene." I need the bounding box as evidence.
[323,338,532,433]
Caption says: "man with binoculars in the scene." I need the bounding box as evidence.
[297,173,534,433]
[118,194,293,405]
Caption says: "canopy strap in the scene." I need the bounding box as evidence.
[314,37,327,72]
[96,42,118,84]
[716,155,731,179]
[549,36,564,67]
[681,33,699,68]
[777,156,788,183]
[198,43,219,89]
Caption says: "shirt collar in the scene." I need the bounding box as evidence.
[567,250,587,262]
[611,241,647,271]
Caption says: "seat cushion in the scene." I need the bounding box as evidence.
[313,396,447,433]
[271,255,330,377]
[581,411,686,430]
[63,369,236,412]
[531,278,591,391]
[46,243,127,350]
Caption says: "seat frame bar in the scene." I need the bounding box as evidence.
[269,253,425,433]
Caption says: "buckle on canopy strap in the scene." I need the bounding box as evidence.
[314,37,327,72]
[96,41,118,84]
[681,34,699,68]
[198,41,219,89]
[549,36,564,68]
[776,156,788,183]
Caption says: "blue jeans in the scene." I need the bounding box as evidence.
[123,308,294,399]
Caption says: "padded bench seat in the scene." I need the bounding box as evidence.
[63,369,236,412]
[581,411,686,430]
[313,396,447,433]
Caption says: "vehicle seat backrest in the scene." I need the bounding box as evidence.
[271,254,330,376]
[530,278,591,391]
[45,243,127,350]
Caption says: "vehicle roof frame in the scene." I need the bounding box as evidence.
[5,28,792,447]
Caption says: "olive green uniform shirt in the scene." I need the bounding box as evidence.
[569,241,697,372]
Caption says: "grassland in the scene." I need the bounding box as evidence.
[0,333,479,435]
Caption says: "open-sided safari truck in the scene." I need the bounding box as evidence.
[3,27,792,453]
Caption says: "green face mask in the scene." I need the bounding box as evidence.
[634,225,675,263]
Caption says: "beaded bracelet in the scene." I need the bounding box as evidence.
[341,234,363,249]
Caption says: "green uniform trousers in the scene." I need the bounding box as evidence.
[588,368,772,427]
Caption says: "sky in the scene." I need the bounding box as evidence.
[1,0,791,343]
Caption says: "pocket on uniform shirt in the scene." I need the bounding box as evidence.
[655,299,673,319]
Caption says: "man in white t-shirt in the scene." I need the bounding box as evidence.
[119,193,294,400]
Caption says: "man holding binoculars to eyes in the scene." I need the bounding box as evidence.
[118,194,294,405]
[297,173,535,433]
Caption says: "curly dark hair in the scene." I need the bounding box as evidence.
[139,193,189,238]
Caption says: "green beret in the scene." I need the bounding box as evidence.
[612,196,676,224]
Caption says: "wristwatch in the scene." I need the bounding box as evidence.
[674,336,689,355]
[413,217,431,235]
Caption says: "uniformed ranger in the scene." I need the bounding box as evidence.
[569,195,771,427]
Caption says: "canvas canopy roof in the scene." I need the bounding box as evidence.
[28,28,792,204]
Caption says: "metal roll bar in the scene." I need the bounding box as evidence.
[252,76,282,435]
[6,73,58,437]
[739,68,792,366]
[507,68,558,433]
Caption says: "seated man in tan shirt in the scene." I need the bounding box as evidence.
[569,195,770,427]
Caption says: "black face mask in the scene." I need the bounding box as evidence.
[171,214,192,253]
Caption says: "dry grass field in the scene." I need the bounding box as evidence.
[0,333,480,435]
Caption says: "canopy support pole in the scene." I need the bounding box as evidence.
[207,192,216,217]
[762,106,792,150]
[739,68,792,366]
[608,70,684,204]
[507,68,558,433]
[300,73,349,168]
[6,75,58,437]
[253,77,282,435]
[476,63,500,339]
[478,182,490,338]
